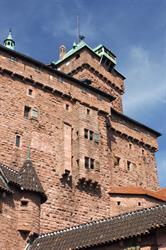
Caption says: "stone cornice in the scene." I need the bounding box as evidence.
[0,66,109,114]
[111,127,157,152]
[69,63,124,95]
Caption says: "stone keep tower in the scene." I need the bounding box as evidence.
[0,32,165,250]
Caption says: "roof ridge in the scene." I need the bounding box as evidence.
[38,204,166,239]
[0,163,18,174]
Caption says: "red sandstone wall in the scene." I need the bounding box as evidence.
[109,195,163,216]
[0,192,18,250]
[0,49,161,242]
[56,50,124,112]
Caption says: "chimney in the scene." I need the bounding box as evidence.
[59,45,66,59]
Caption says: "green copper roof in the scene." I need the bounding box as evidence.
[94,44,116,65]
[4,30,15,50]
[53,40,93,65]
[53,40,116,66]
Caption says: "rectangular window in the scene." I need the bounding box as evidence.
[84,129,88,139]
[90,159,94,169]
[89,131,94,141]
[85,157,95,170]
[21,200,28,207]
[15,135,21,147]
[31,108,38,119]
[24,106,31,118]
[94,133,100,143]
[85,157,89,169]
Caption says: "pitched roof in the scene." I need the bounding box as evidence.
[30,204,166,250]
[109,186,166,202]
[0,163,18,184]
[18,160,46,203]
[0,161,47,203]
[0,174,12,193]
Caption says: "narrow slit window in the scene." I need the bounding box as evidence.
[76,159,79,168]
[87,109,90,115]
[117,201,121,206]
[115,157,120,166]
[15,135,21,147]
[65,104,69,110]
[127,161,132,171]
[28,89,33,96]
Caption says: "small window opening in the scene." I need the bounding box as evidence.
[117,201,121,206]
[65,104,69,110]
[76,131,79,136]
[84,129,88,139]
[95,161,100,171]
[28,89,33,96]
[24,106,31,118]
[90,159,94,169]
[85,157,89,169]
[75,54,80,59]
[15,135,21,147]
[89,131,94,141]
[138,202,141,206]
[127,161,132,171]
[87,109,90,115]
[142,149,144,154]
[21,200,28,207]
[115,157,120,166]
[76,159,79,167]
[129,143,132,149]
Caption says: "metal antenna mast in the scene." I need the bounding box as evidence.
[77,16,80,43]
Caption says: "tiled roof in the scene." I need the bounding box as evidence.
[18,160,47,203]
[0,163,18,184]
[0,161,47,203]
[30,204,166,250]
[0,175,12,193]
[109,186,166,202]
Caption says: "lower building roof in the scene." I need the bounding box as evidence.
[109,186,166,202]
[30,204,166,250]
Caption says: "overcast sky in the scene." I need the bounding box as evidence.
[0,0,165,187]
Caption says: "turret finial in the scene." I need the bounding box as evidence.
[26,145,31,161]
[4,29,15,50]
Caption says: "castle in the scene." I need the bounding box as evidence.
[0,31,166,250]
